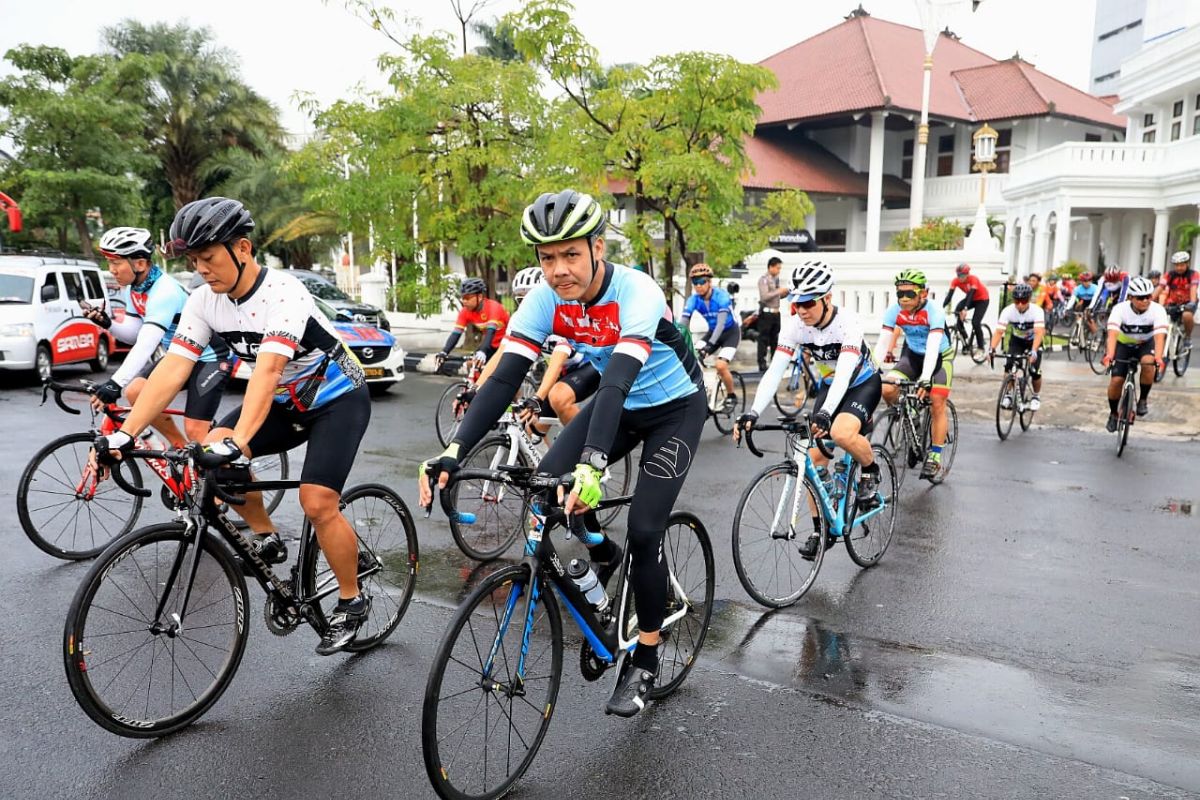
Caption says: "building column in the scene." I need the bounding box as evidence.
[1124,211,1146,274]
[1019,220,1035,278]
[865,111,886,253]
[1086,215,1103,271]
[1150,207,1170,276]
[1033,215,1049,274]
[1052,202,1072,269]
[1003,219,1017,275]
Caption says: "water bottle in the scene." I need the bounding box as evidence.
[815,466,834,495]
[832,460,848,500]
[566,558,609,614]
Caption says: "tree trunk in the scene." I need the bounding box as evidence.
[57,226,68,252]
[73,216,94,258]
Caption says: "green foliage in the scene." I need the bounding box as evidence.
[1052,260,1086,279]
[1174,221,1200,252]
[889,217,965,251]
[0,45,152,255]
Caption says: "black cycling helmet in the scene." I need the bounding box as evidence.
[166,197,257,293]
[1011,283,1033,301]
[459,277,486,297]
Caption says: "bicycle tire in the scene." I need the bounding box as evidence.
[645,511,715,698]
[969,324,992,365]
[772,363,806,419]
[731,462,825,608]
[842,446,898,568]
[298,483,418,652]
[422,563,562,800]
[19,431,145,560]
[1155,342,1167,383]
[872,406,908,490]
[1116,381,1135,457]
[448,434,531,561]
[436,381,470,448]
[710,372,744,435]
[1065,322,1076,361]
[63,522,249,737]
[995,374,1017,441]
[925,400,959,484]
[1174,336,1191,376]
[1018,375,1035,431]
[1087,328,1107,375]
[947,326,960,360]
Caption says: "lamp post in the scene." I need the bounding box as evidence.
[965,122,999,252]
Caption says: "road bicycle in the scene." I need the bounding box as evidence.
[946,311,991,365]
[1108,356,1152,457]
[990,350,1037,441]
[697,352,746,435]
[18,380,287,560]
[62,443,418,737]
[1155,304,1192,381]
[421,465,714,800]
[1086,309,1113,375]
[1063,307,1102,368]
[732,415,897,608]
[445,398,634,560]
[872,379,959,488]
[434,356,543,448]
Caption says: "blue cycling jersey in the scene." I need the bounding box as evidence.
[880,301,953,356]
[681,287,737,334]
[504,263,701,410]
[1071,284,1097,305]
[120,271,224,362]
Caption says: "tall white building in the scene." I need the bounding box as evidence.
[1091,0,1148,94]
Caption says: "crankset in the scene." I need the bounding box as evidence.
[579,641,608,682]
[263,593,301,636]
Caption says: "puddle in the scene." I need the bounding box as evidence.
[1159,498,1194,516]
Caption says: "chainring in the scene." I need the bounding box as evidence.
[263,593,301,637]
[579,641,609,682]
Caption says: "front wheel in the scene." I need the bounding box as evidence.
[299,483,419,652]
[1018,375,1036,431]
[710,371,746,435]
[596,450,634,529]
[924,399,959,485]
[1116,380,1135,457]
[1173,329,1191,376]
[1087,328,1107,375]
[435,381,470,448]
[968,324,992,365]
[995,374,1017,441]
[63,522,249,737]
[447,434,530,561]
[422,564,562,800]
[871,406,908,490]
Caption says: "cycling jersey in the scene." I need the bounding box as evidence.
[996,303,1045,342]
[1107,300,1169,345]
[1090,274,1129,311]
[454,298,509,350]
[946,275,990,303]
[168,267,365,412]
[1071,283,1097,306]
[1160,269,1199,305]
[1032,285,1058,312]
[681,287,737,336]
[503,263,701,410]
[879,301,953,356]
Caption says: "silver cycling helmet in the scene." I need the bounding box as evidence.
[1127,275,1155,297]
[98,227,154,259]
[788,259,835,302]
[511,266,543,299]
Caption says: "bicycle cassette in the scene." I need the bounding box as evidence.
[263,594,301,637]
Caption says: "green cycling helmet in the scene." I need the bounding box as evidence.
[520,190,607,245]
[895,268,927,288]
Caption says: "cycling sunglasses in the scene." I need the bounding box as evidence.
[691,277,710,286]
[1014,297,1031,304]
[895,289,920,299]
[790,297,822,311]
[1129,293,1153,301]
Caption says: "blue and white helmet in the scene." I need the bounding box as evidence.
[511,266,543,299]
[788,259,835,302]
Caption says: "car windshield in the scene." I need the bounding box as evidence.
[302,276,350,302]
[313,296,340,322]
[0,274,34,303]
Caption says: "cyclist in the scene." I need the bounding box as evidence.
[1090,265,1130,316]
[1155,251,1197,342]
[944,263,990,351]
[95,197,373,656]
[419,189,706,718]
[433,277,510,372]
[84,227,233,445]
[988,283,1046,411]
[873,269,954,481]
[680,263,740,410]
[1070,272,1098,311]
[1100,275,1168,427]
[734,260,883,557]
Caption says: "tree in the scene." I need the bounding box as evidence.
[473,18,521,62]
[0,45,150,255]
[103,21,284,210]
[888,217,965,251]
[1174,220,1200,252]
[507,0,812,291]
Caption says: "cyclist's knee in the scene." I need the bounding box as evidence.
[829,414,861,446]
[299,484,342,525]
[125,377,146,403]
[547,382,575,414]
[183,417,212,444]
[204,426,235,444]
[931,395,947,411]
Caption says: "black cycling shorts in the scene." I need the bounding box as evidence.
[707,323,742,361]
[217,384,371,493]
[184,359,233,422]
[1007,337,1042,378]
[1111,340,1155,378]
[812,373,882,428]
[558,362,601,403]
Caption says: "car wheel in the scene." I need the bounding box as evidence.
[35,344,53,383]
[90,337,110,372]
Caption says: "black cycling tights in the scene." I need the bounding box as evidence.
[538,390,707,633]
[957,298,989,349]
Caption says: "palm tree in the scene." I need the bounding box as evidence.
[1175,220,1200,252]
[104,21,284,209]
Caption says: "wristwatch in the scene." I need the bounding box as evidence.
[581,449,608,471]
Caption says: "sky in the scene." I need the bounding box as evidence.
[0,0,1101,135]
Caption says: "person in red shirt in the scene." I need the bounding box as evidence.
[434,277,510,370]
[1155,251,1198,341]
[943,263,990,351]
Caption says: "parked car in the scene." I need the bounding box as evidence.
[286,269,390,331]
[0,253,120,382]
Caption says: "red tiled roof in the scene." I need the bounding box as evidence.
[757,14,1124,129]
[743,134,910,199]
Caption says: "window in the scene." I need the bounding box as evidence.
[1171,121,1182,141]
[1174,100,1185,118]
[41,273,60,302]
[1193,115,1200,136]
[1171,100,1184,141]
[994,128,1012,174]
[901,139,913,180]
[936,134,954,177]
[1144,113,1156,127]
[83,271,104,301]
[1143,130,1157,143]
[814,229,847,252]
[1085,133,1102,142]
[62,271,84,301]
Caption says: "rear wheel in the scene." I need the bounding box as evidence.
[447,434,530,561]
[89,337,110,372]
[995,374,1017,441]
[843,447,898,568]
[969,324,992,365]
[925,400,959,485]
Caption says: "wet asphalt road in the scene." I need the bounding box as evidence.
[2,367,1198,800]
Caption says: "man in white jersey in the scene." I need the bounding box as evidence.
[988,282,1046,411]
[1100,275,1168,429]
[734,260,884,558]
[96,197,373,655]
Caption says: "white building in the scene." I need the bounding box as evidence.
[1090,0,1147,95]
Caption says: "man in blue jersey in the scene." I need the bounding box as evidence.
[84,227,232,445]
[420,189,706,718]
[681,262,740,409]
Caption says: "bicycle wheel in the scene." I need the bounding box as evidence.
[924,400,959,485]
[63,522,249,737]
[436,381,470,448]
[1155,339,1167,383]
[1018,376,1036,431]
[422,564,562,800]
[871,406,908,490]
[946,326,960,360]
[710,373,744,435]
[299,483,419,651]
[969,324,992,365]
[843,446,898,568]
[1174,334,1191,376]
[18,432,145,560]
[731,462,825,608]
[648,511,715,697]
[1065,322,1076,361]
[772,364,806,419]
[1087,328,1107,375]
[447,434,530,561]
[995,374,1017,441]
[596,450,633,529]
[1116,380,1135,457]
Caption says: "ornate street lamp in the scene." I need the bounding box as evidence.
[965,122,999,252]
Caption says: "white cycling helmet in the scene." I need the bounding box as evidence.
[511,266,543,298]
[1171,250,1191,264]
[788,259,835,302]
[98,227,154,259]
[1127,275,1155,297]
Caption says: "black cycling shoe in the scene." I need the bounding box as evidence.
[251,532,288,565]
[1105,413,1118,433]
[797,532,821,561]
[315,593,371,656]
[605,660,656,717]
[1136,399,1149,417]
[856,470,881,511]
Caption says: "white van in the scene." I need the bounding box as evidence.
[0,253,117,382]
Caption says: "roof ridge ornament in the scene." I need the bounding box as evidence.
[845,4,870,19]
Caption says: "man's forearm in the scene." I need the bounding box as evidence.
[232,365,284,450]
[118,354,194,437]
[537,351,570,399]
